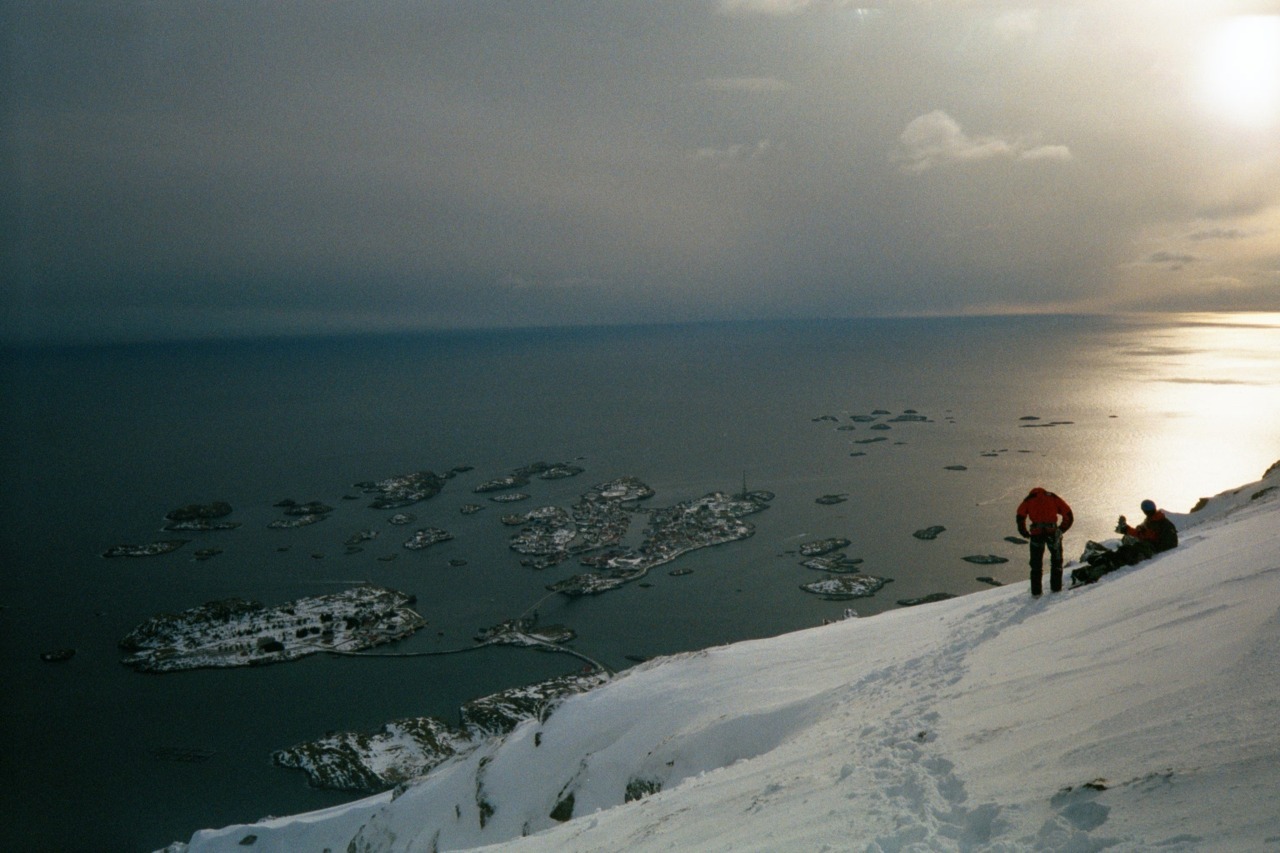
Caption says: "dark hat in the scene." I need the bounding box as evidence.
[1140,499,1156,514]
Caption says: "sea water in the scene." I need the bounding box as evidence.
[2,314,1278,852]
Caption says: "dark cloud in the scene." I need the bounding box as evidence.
[4,1,1280,343]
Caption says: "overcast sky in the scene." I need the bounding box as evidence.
[4,1,1279,343]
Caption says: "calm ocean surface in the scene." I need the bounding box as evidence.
[2,314,1278,852]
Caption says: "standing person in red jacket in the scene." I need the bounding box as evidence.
[1015,486,1074,596]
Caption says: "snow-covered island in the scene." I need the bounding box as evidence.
[120,585,426,673]
[542,484,774,596]
[164,462,1280,852]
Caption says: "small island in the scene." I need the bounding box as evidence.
[799,573,891,600]
[800,554,864,573]
[798,537,851,557]
[475,461,585,494]
[102,540,190,558]
[353,470,448,509]
[403,527,454,550]
[163,501,240,532]
[118,585,426,673]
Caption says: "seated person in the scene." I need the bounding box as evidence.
[1071,500,1178,586]
[1119,499,1178,555]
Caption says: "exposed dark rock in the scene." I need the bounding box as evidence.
[944,465,968,471]
[459,670,609,738]
[550,792,575,822]
[962,555,1009,565]
[897,593,956,607]
[40,648,76,663]
[273,715,466,792]
[976,577,1004,586]
[625,779,663,802]
[816,494,848,505]
[912,526,946,540]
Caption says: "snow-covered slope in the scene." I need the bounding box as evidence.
[169,462,1280,852]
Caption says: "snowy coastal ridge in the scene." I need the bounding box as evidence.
[167,461,1280,853]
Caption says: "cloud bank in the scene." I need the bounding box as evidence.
[3,2,1278,343]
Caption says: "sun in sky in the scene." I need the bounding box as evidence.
[1195,15,1280,128]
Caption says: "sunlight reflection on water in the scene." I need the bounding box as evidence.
[1107,313,1280,514]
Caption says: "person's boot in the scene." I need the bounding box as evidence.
[1030,568,1043,596]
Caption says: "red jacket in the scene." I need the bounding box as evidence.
[1125,510,1178,552]
[1016,488,1073,538]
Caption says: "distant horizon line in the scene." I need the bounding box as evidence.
[4,309,1276,352]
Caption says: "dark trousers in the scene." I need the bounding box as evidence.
[1029,532,1063,595]
[1071,539,1158,586]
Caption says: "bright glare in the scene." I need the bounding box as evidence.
[1197,15,1280,128]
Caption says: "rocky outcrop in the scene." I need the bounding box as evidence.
[272,670,609,792]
